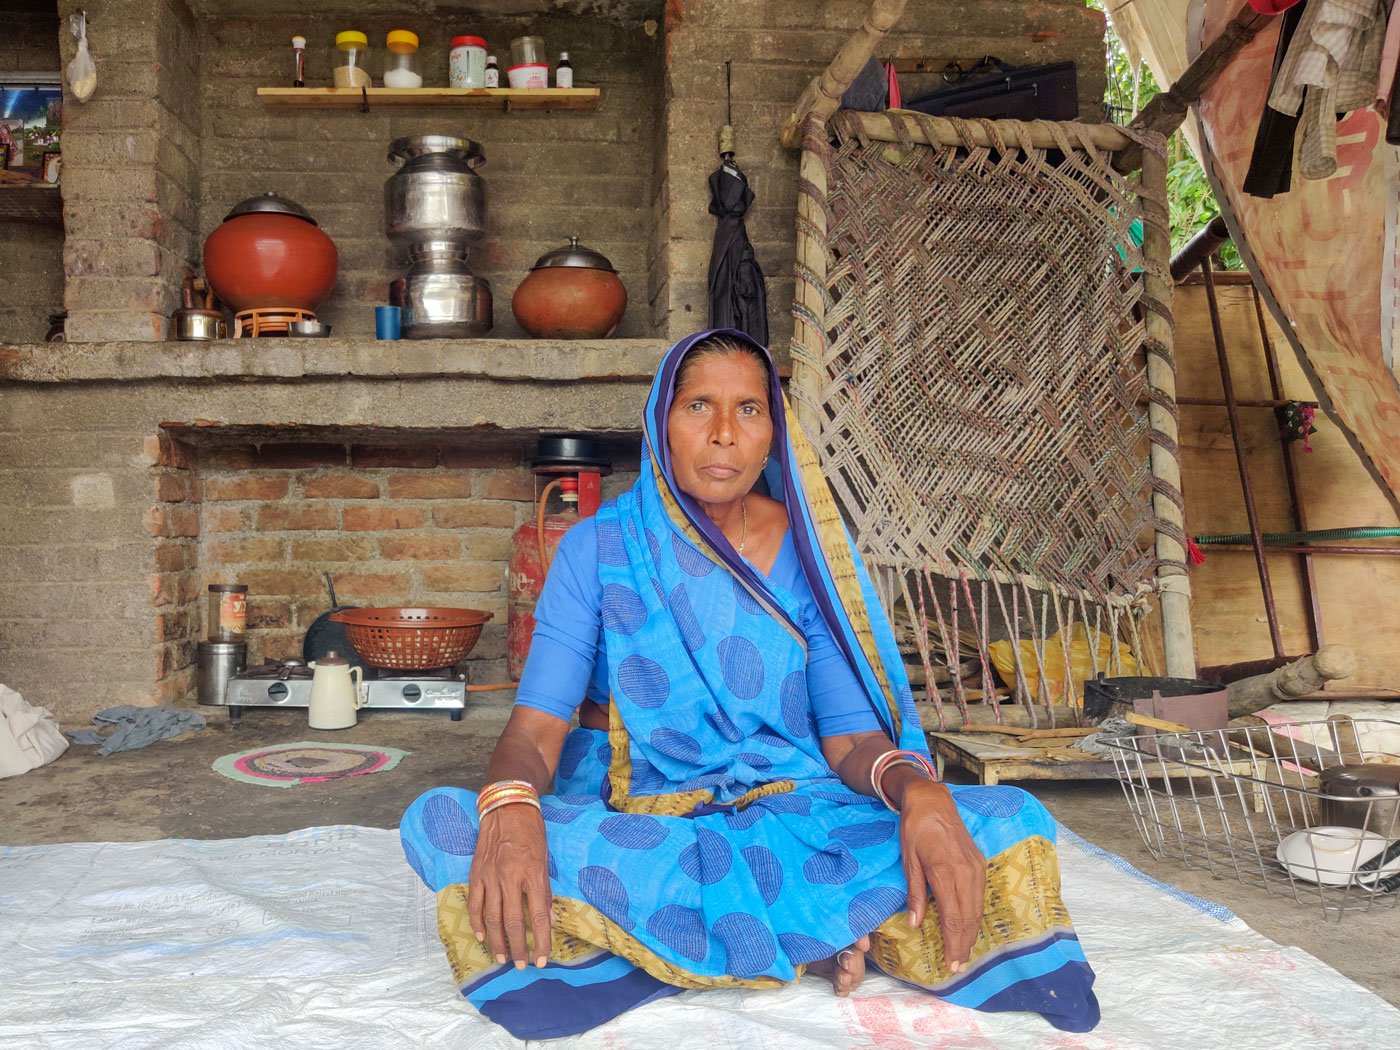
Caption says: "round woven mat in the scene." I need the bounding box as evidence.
[212,741,409,788]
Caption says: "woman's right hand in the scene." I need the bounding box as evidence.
[467,803,554,969]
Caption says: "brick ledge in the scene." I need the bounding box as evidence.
[0,338,668,385]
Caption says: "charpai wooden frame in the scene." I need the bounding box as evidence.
[787,109,1191,731]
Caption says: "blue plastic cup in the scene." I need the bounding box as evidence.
[375,305,401,340]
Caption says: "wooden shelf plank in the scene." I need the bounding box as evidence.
[257,87,600,111]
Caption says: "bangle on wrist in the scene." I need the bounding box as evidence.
[477,778,540,816]
[479,794,543,819]
[870,749,938,811]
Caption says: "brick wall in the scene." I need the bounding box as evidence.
[0,2,64,343]
[660,0,1107,344]
[196,13,664,339]
[56,0,204,342]
[187,437,639,685]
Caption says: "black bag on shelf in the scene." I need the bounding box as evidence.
[903,58,1079,122]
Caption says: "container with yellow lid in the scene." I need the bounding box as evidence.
[332,30,372,88]
[383,30,422,89]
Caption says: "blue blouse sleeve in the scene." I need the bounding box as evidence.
[514,517,604,723]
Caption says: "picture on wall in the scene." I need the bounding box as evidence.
[0,75,62,177]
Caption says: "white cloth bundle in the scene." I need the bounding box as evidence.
[0,684,68,778]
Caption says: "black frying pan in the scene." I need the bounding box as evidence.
[302,572,361,666]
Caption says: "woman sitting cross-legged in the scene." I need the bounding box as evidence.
[401,329,1100,1040]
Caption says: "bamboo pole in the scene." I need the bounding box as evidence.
[1139,142,1197,678]
[780,0,908,149]
[789,126,829,443]
[842,111,1135,153]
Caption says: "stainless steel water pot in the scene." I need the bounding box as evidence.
[384,135,487,251]
[400,242,493,338]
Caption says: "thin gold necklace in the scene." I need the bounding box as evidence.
[738,496,748,555]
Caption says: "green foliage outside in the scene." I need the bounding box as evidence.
[1089,0,1243,269]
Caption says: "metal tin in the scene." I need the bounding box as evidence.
[197,640,248,706]
[400,244,493,338]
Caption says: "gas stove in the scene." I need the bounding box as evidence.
[220,659,466,721]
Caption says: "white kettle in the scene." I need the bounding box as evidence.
[307,652,365,730]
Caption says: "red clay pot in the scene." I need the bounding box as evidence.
[511,237,627,339]
[203,196,338,312]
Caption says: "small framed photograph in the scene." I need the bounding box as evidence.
[41,150,61,184]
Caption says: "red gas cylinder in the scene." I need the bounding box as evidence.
[507,477,579,680]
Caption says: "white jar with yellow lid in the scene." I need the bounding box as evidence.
[332,30,372,88]
[383,29,422,89]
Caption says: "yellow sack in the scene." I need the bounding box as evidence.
[989,623,1137,706]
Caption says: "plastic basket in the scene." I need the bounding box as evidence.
[330,607,492,670]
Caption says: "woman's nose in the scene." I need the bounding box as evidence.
[710,412,736,444]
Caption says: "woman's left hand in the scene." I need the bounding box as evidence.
[897,779,987,975]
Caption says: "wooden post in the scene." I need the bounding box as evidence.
[789,124,829,443]
[1138,142,1197,678]
[780,0,908,149]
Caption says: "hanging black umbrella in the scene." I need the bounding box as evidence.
[708,62,768,345]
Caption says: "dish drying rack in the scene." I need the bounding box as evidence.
[1104,718,1400,922]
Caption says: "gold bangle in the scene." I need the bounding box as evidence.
[479,795,543,820]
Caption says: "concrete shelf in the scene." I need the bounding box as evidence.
[0,337,665,384]
[256,87,600,112]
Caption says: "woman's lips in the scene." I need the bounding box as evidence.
[699,465,740,479]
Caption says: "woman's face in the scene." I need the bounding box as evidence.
[666,351,774,507]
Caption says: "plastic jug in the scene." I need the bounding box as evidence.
[308,652,365,730]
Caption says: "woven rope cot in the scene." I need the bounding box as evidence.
[789,111,1191,729]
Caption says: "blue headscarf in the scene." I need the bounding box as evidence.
[595,329,927,813]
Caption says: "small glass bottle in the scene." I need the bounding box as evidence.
[484,54,499,88]
[555,51,573,89]
[292,35,306,88]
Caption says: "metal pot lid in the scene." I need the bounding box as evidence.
[224,192,318,225]
[388,134,485,165]
[530,235,617,272]
[531,434,612,470]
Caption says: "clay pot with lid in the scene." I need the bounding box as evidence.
[203,193,339,312]
[511,236,627,339]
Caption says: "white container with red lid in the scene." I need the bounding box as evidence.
[449,35,488,88]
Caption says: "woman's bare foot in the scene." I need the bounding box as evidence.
[807,935,870,997]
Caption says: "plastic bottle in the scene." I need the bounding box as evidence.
[292,35,306,87]
[383,30,422,89]
[555,51,573,89]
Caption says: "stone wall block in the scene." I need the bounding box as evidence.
[432,502,519,530]
[255,504,339,531]
[385,474,472,500]
[343,505,430,531]
[302,473,381,499]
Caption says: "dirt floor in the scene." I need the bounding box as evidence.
[3,700,1397,1013]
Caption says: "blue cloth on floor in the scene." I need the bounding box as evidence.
[69,705,206,756]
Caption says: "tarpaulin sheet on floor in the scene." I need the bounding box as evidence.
[0,824,1395,1048]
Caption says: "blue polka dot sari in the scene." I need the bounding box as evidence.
[401,329,1099,1040]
